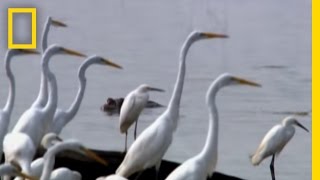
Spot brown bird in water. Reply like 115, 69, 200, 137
101, 97, 164, 116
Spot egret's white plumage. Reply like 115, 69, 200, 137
51, 56, 122, 134
119, 84, 164, 151
116, 31, 228, 178
3, 132, 36, 177
251, 116, 309, 180
11, 45, 86, 146
165, 73, 260, 180
0, 49, 39, 162
4, 45, 85, 179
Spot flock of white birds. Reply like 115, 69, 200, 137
0, 16, 309, 180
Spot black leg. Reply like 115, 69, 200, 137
155, 169, 159, 180
134, 120, 138, 140
270, 154, 276, 180
124, 132, 128, 153
155, 161, 161, 180
134, 171, 143, 180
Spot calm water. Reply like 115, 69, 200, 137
0, 0, 311, 179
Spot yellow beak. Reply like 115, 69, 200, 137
102, 58, 123, 69
233, 77, 261, 87
83, 148, 108, 166
51, 19, 67, 27
62, 48, 87, 58
202, 32, 228, 39
20, 49, 40, 55
17, 171, 38, 180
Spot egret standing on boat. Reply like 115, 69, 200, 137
119, 84, 164, 151
165, 73, 261, 180
0, 49, 39, 162
50, 55, 122, 134
251, 116, 309, 180
116, 31, 228, 179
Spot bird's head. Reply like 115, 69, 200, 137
85, 55, 123, 69
137, 84, 165, 93
44, 44, 87, 58
189, 31, 228, 42
283, 116, 309, 132
48, 16, 67, 27
41, 133, 63, 149
216, 73, 261, 88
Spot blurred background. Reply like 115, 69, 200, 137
0, 0, 311, 179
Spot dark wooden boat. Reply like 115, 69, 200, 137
34, 149, 245, 180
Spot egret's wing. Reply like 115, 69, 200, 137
119, 94, 137, 133
119, 93, 148, 133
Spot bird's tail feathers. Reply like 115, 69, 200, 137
250, 153, 262, 166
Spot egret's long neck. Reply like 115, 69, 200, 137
3, 51, 15, 116
166, 36, 194, 129
42, 19, 50, 53
0, 165, 11, 176
32, 19, 51, 108
40, 152, 55, 180
199, 80, 220, 175
32, 66, 48, 108
42, 53, 58, 121
64, 61, 89, 122
40, 142, 77, 180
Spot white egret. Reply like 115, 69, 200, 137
165, 73, 261, 180
32, 17, 67, 109
39, 134, 108, 180
119, 84, 164, 151
0, 162, 37, 180
97, 174, 128, 180
4, 45, 86, 179
0, 49, 39, 162
16, 133, 106, 180
116, 31, 228, 179
3, 132, 36, 180
250, 116, 309, 180
50, 55, 122, 134
11, 44, 86, 146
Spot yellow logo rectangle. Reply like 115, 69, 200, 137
8, 8, 37, 49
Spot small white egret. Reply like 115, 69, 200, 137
4, 45, 86, 179
32, 17, 67, 109
51, 55, 122, 134
119, 84, 164, 151
250, 116, 309, 180
165, 73, 261, 180
116, 31, 228, 179
38, 134, 108, 180
0, 49, 39, 162
0, 162, 37, 180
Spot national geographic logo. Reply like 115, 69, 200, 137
8, 8, 37, 49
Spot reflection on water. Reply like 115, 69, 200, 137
0, 0, 310, 179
